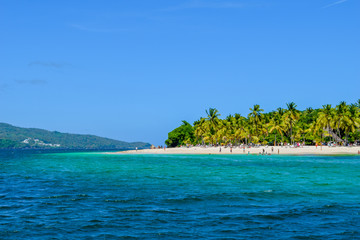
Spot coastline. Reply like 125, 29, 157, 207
111, 146, 360, 156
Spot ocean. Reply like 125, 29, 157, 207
1, 150, 360, 239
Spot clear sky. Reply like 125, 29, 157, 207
0, 0, 359, 145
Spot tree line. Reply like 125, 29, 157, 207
165, 101, 360, 147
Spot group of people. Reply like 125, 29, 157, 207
217, 145, 281, 155
150, 145, 166, 150
258, 147, 280, 155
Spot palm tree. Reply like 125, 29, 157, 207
228, 115, 241, 145
316, 104, 335, 142
261, 114, 271, 144
205, 108, 220, 144
303, 107, 317, 125
334, 101, 348, 142
194, 118, 208, 145
343, 104, 360, 143
234, 114, 248, 145
248, 104, 264, 140
269, 109, 286, 146
296, 121, 309, 144
215, 120, 226, 145
206, 108, 220, 127
284, 102, 300, 144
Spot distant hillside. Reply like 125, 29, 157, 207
0, 123, 151, 150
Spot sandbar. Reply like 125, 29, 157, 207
112, 146, 360, 156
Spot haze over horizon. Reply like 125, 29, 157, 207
1, 0, 359, 145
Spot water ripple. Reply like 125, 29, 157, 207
1, 151, 360, 239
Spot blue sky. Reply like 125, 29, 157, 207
0, 0, 359, 145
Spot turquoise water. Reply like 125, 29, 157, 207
1, 151, 360, 239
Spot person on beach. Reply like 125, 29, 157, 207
230, 147, 232, 153
278, 149, 280, 154
219, 147, 221, 153
136, 147, 138, 152
271, 147, 274, 153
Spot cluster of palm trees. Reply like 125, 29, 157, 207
184, 101, 360, 146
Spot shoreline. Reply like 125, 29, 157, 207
110, 146, 360, 156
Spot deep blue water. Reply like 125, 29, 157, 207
1, 151, 360, 239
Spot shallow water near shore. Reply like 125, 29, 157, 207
1, 151, 360, 239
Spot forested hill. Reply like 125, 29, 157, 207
0, 123, 150, 150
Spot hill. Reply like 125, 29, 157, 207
0, 123, 151, 150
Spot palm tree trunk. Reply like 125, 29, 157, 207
337, 122, 341, 143
290, 121, 293, 145
345, 132, 349, 145
275, 134, 277, 146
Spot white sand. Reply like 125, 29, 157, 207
114, 146, 360, 155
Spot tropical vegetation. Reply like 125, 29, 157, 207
166, 101, 360, 147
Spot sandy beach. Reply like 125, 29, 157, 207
116, 146, 360, 155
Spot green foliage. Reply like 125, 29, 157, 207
0, 139, 24, 148
165, 121, 195, 147
0, 123, 150, 149
166, 101, 360, 147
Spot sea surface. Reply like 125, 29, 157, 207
1, 150, 360, 239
